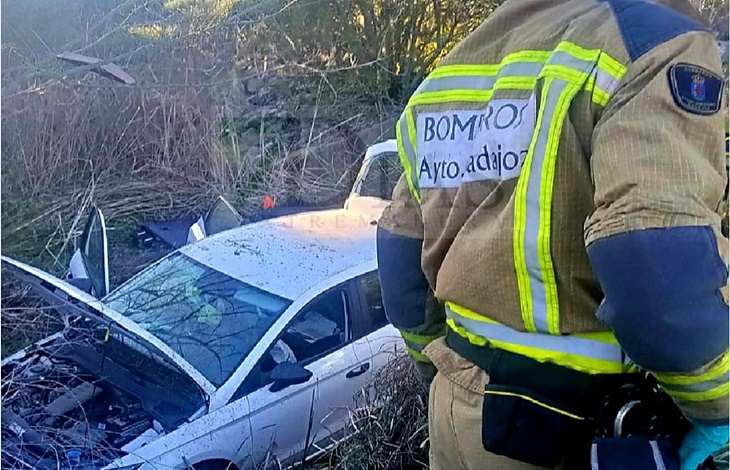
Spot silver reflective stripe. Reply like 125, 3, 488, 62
416, 74, 496, 94
403, 338, 426, 353
594, 67, 619, 95
520, 51, 599, 333
445, 306, 624, 363
415, 62, 545, 95
398, 114, 419, 194
650, 441, 667, 470
658, 373, 729, 393
414, 53, 618, 101
549, 51, 618, 95
548, 51, 595, 75
590, 443, 599, 470
522, 80, 568, 333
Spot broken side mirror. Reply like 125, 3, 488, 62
66, 207, 110, 298
269, 362, 313, 392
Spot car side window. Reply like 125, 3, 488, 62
359, 152, 401, 199
231, 284, 351, 401
357, 272, 388, 332
280, 287, 348, 364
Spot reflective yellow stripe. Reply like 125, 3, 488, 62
513, 77, 551, 332
512, 52, 598, 334
427, 51, 552, 79
654, 352, 729, 403
399, 328, 446, 346
597, 53, 627, 80
428, 43, 626, 82
406, 107, 419, 195
540, 82, 582, 333
448, 302, 620, 345
664, 382, 729, 402
585, 75, 612, 106
405, 345, 432, 363
409, 74, 610, 108
446, 303, 632, 375
484, 390, 585, 420
541, 64, 591, 84
446, 319, 629, 375
396, 113, 420, 203
655, 352, 730, 386
554, 42, 626, 80
413, 42, 625, 108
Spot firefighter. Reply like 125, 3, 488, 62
377, 0, 729, 468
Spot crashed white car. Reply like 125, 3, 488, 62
1, 141, 404, 470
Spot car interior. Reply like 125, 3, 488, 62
258, 287, 347, 376
281, 289, 346, 362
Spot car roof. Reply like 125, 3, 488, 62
178, 208, 377, 300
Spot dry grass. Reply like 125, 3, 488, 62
1, 74, 392, 270
0, 277, 62, 356
309, 355, 429, 470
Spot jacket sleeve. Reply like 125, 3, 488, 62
377, 130, 446, 378
586, 31, 729, 424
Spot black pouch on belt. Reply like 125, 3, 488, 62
481, 383, 589, 467
445, 331, 597, 467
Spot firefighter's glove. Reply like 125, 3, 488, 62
679, 422, 728, 470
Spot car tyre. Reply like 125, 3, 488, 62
189, 459, 237, 470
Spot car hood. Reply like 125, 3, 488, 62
1, 256, 215, 396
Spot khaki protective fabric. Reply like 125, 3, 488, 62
380, 0, 728, 334
378, 0, 729, 431
426, 339, 561, 470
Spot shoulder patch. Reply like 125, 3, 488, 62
603, 0, 706, 61
668, 63, 724, 115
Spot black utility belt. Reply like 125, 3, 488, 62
445, 330, 692, 469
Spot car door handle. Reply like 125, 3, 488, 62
346, 363, 370, 378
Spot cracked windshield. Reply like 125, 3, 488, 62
104, 253, 291, 386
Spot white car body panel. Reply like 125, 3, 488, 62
180, 209, 377, 301
2, 139, 405, 470
111, 327, 401, 470
113, 397, 254, 470
245, 338, 370, 466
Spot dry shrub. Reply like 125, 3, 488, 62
310, 354, 430, 470
1, 74, 381, 268
0, 62, 391, 355
0, 276, 61, 356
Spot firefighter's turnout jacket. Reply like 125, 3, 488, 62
377, 0, 729, 424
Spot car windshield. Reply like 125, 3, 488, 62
357, 151, 400, 199
103, 253, 291, 387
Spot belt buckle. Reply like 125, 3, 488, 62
597, 377, 689, 443
613, 400, 642, 438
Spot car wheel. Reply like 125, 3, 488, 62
189, 459, 237, 470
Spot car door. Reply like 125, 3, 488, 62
67, 206, 110, 297
187, 196, 243, 244
353, 271, 403, 376
229, 280, 373, 468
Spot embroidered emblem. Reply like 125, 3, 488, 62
668, 63, 724, 115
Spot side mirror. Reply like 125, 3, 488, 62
269, 362, 312, 392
